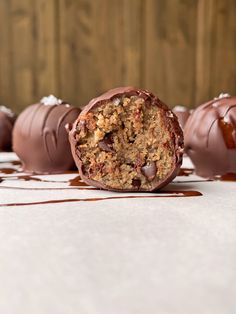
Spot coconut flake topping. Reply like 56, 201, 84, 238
40, 95, 63, 106
173, 105, 188, 112
0, 105, 15, 117
214, 92, 231, 100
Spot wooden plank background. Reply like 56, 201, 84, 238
0, 0, 236, 113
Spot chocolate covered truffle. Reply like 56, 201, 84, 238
69, 87, 183, 191
173, 105, 191, 129
0, 106, 16, 151
185, 93, 236, 178
13, 95, 81, 174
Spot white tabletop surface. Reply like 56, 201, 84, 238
0, 152, 236, 314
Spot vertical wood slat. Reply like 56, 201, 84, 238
7, 0, 35, 112
34, 0, 59, 100
58, 0, 143, 107
195, 0, 216, 105
122, 0, 143, 87
0, 0, 58, 112
143, 0, 198, 108
207, 0, 236, 102
0, 0, 12, 107
195, 0, 236, 105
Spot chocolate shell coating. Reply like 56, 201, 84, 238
69, 87, 183, 191
184, 95, 236, 178
13, 101, 81, 174
0, 108, 16, 152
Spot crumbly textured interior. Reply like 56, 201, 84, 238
75, 96, 176, 190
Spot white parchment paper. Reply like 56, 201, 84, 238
0, 153, 236, 314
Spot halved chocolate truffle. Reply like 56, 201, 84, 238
69, 87, 183, 191
0, 106, 16, 152
185, 93, 236, 178
13, 95, 81, 174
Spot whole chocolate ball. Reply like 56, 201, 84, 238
184, 93, 236, 178
13, 95, 81, 174
0, 106, 16, 151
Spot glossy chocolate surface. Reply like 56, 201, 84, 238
13, 97, 81, 174
185, 94, 236, 178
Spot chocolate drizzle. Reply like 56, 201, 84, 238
0, 160, 203, 206
0, 190, 202, 207
0, 173, 86, 184
218, 118, 236, 149
69, 175, 89, 186
215, 173, 236, 181
177, 168, 194, 176
0, 168, 18, 175
0, 156, 203, 207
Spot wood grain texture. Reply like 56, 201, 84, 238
58, 0, 142, 107
195, 0, 216, 105
0, 0, 236, 112
195, 0, 236, 105
9, 0, 35, 112
0, 0, 12, 107
144, 0, 198, 107
34, 0, 59, 99
206, 0, 236, 103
